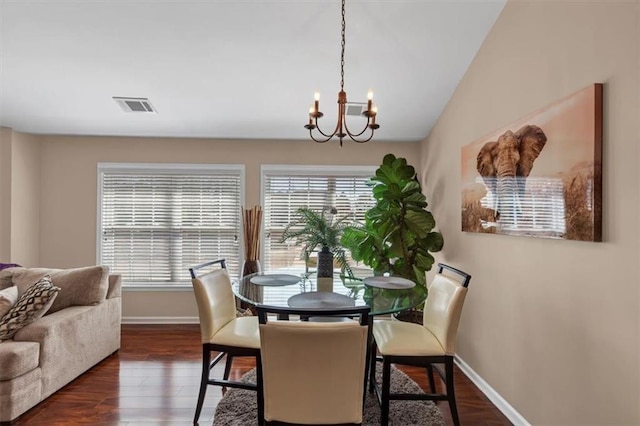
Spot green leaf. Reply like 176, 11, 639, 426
382, 153, 397, 167
401, 180, 421, 195
412, 264, 427, 286
424, 231, 444, 252
404, 210, 435, 237
372, 184, 387, 200
403, 191, 427, 204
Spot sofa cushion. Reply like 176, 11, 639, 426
0, 286, 19, 318
0, 340, 40, 380
0, 265, 21, 291
1, 267, 44, 294
0, 276, 60, 341
48, 266, 109, 314
8, 266, 109, 314
0, 365, 42, 423
0, 269, 18, 291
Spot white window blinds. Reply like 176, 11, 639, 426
261, 166, 376, 272
98, 164, 243, 286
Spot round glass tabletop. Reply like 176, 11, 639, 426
233, 271, 427, 316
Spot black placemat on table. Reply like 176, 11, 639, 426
363, 276, 416, 289
250, 274, 301, 286
287, 292, 356, 308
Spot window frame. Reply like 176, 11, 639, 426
97, 162, 245, 291
260, 164, 377, 273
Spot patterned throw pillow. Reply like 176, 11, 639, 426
0, 275, 60, 341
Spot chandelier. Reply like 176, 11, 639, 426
304, 0, 379, 147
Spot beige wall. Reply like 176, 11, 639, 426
420, 1, 639, 425
0, 128, 11, 260
0, 128, 41, 265
37, 136, 418, 319
10, 131, 41, 266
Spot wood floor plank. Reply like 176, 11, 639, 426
12, 324, 512, 425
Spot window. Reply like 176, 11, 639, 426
261, 165, 376, 272
98, 163, 244, 288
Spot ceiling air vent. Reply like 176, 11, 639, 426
113, 97, 157, 113
345, 102, 366, 117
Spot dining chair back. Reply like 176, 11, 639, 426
256, 305, 371, 426
422, 266, 470, 354
191, 264, 237, 343
370, 263, 471, 426
190, 259, 262, 425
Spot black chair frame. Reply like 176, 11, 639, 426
369, 263, 471, 426
189, 259, 262, 425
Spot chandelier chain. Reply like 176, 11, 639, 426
340, 0, 345, 91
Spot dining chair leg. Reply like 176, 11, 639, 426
194, 345, 210, 424
426, 363, 436, 393
445, 356, 460, 426
223, 353, 233, 380
368, 341, 377, 393
256, 355, 265, 426
380, 358, 391, 426
363, 348, 370, 406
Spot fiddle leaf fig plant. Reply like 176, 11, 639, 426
341, 154, 443, 287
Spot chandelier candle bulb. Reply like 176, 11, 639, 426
367, 90, 373, 111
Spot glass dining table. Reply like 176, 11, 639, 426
232, 270, 427, 316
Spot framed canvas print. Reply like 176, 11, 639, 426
461, 83, 603, 241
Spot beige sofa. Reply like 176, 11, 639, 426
0, 266, 121, 424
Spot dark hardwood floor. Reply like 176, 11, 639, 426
13, 324, 511, 425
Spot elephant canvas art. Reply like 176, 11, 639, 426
461, 83, 603, 241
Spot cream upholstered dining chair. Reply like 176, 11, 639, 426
369, 263, 471, 426
256, 305, 371, 426
189, 259, 261, 425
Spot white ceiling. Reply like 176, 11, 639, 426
0, 0, 505, 143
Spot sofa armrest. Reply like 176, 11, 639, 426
107, 274, 121, 299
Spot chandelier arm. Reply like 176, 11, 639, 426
308, 129, 336, 143
343, 116, 372, 138
313, 115, 343, 139
346, 129, 376, 144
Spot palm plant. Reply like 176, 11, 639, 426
279, 206, 353, 277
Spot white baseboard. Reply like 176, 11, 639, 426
455, 355, 530, 426
122, 316, 199, 324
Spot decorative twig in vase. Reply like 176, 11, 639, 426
242, 205, 262, 277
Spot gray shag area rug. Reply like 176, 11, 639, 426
213, 364, 445, 425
